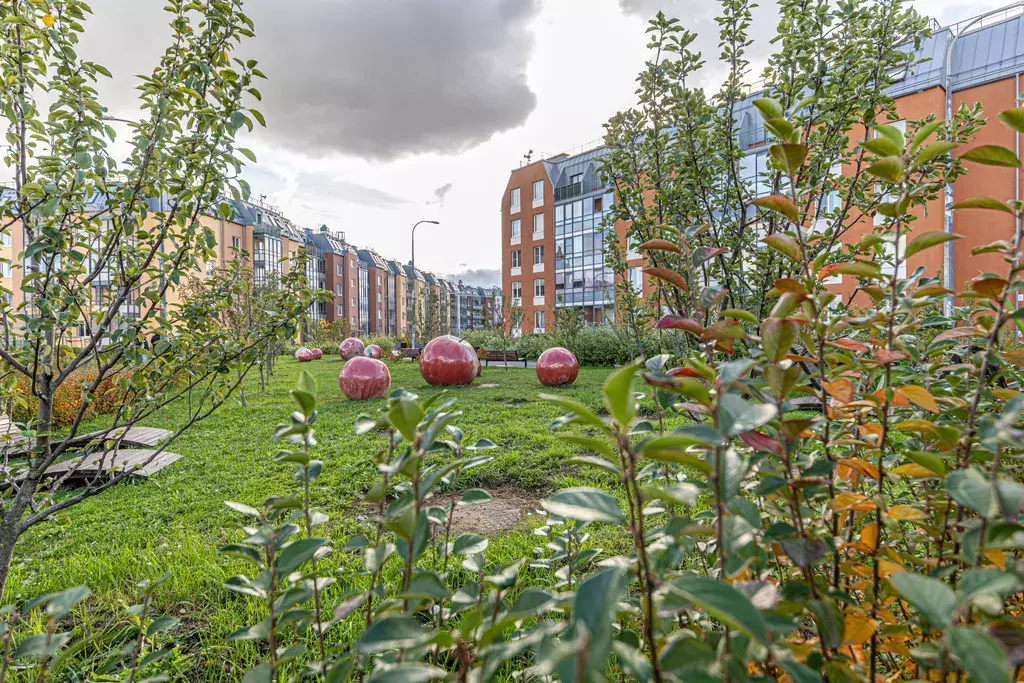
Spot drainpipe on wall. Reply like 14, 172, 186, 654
943, 2, 1024, 317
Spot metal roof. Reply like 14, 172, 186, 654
357, 248, 388, 269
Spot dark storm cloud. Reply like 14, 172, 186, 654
78, 0, 541, 161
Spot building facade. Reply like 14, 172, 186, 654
502, 8, 1024, 334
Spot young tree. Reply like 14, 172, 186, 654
0, 0, 312, 594
491, 295, 522, 369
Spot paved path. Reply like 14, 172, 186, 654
480, 359, 536, 368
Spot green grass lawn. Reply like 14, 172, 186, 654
10, 357, 688, 678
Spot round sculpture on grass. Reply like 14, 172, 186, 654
310, 348, 323, 360
420, 335, 479, 386
365, 344, 383, 359
536, 347, 579, 386
295, 348, 313, 362
339, 357, 391, 400
339, 337, 365, 360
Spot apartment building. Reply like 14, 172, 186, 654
502, 7, 1024, 334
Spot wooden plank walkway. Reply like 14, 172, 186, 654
0, 417, 173, 455
39, 449, 182, 485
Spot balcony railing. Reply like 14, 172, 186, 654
554, 176, 606, 202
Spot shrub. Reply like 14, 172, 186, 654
12, 369, 128, 429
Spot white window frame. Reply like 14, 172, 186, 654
534, 310, 545, 332
533, 180, 544, 208
533, 213, 544, 238
881, 233, 907, 279
534, 278, 545, 297
629, 266, 643, 296
510, 187, 521, 214
511, 281, 522, 305
511, 218, 521, 245
337, 303, 343, 316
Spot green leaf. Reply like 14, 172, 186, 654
363, 543, 395, 573
557, 434, 616, 460
866, 156, 904, 183
146, 615, 180, 636
905, 231, 960, 259
888, 572, 955, 627
875, 123, 906, 151
238, 148, 257, 163
914, 141, 956, 167
761, 232, 801, 261
452, 533, 489, 555
275, 538, 325, 575
949, 628, 1010, 683
541, 488, 624, 524
388, 399, 424, 442
458, 489, 493, 506
998, 107, 1024, 134
540, 394, 611, 435
862, 137, 901, 157
752, 196, 799, 224
718, 395, 777, 437
761, 317, 798, 363
769, 143, 807, 174
670, 574, 771, 645
75, 150, 92, 169
403, 571, 449, 600
953, 196, 1015, 214
224, 501, 261, 517
781, 659, 825, 683
830, 261, 882, 279
564, 566, 628, 682
241, 662, 272, 683
962, 144, 1021, 168
356, 615, 431, 653
911, 120, 943, 151
290, 389, 315, 418
250, 109, 267, 127
905, 451, 947, 476
603, 363, 640, 427
752, 98, 784, 121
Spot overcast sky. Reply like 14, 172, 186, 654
74, 0, 1004, 285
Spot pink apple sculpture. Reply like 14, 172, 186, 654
365, 344, 383, 359
536, 347, 579, 386
310, 348, 323, 360
294, 348, 313, 362
339, 357, 391, 400
339, 337, 365, 360
419, 335, 479, 386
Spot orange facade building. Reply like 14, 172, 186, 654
502, 9, 1024, 333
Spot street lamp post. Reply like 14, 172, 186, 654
410, 220, 439, 350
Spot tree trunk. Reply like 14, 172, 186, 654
238, 370, 246, 407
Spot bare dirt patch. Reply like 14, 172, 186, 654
435, 489, 536, 535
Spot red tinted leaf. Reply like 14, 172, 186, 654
739, 431, 782, 455
657, 315, 703, 335
828, 339, 870, 353
872, 348, 908, 365
638, 239, 682, 254
933, 326, 981, 343
645, 267, 689, 292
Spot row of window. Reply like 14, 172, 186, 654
509, 279, 546, 300
510, 213, 544, 239
510, 246, 545, 268
510, 180, 545, 211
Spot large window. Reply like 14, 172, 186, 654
534, 310, 545, 331
511, 219, 521, 239
534, 245, 544, 265
511, 250, 521, 268
533, 180, 544, 205
629, 267, 643, 294
358, 267, 370, 334
511, 281, 522, 302
534, 278, 545, 297
252, 234, 281, 285
533, 213, 544, 236
510, 187, 521, 211
552, 191, 615, 311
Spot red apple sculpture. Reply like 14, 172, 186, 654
536, 347, 579, 386
339, 357, 391, 400
295, 348, 313, 362
309, 348, 323, 360
339, 337, 365, 360
420, 335, 479, 386
365, 344, 383, 359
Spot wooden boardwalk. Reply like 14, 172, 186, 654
0, 416, 173, 455
35, 449, 182, 485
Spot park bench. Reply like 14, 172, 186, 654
402, 347, 421, 359
481, 349, 529, 367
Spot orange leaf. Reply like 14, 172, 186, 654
830, 492, 876, 512
828, 338, 870, 353
933, 326, 981, 343
899, 385, 940, 413
844, 613, 879, 645
1004, 351, 1024, 367
42, 13, 54, 27
823, 378, 854, 403
891, 463, 940, 478
972, 276, 1008, 299
894, 419, 939, 436
888, 505, 926, 521
861, 521, 879, 550
638, 239, 682, 254
872, 347, 908, 364
877, 559, 906, 577
772, 278, 805, 293
644, 267, 689, 292
838, 458, 881, 480
877, 388, 911, 408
